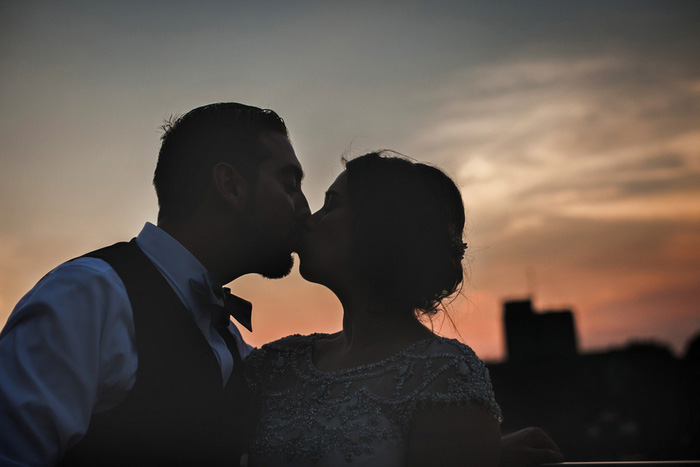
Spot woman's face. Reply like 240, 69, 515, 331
297, 172, 353, 291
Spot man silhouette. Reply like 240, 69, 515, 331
0, 102, 562, 466
0, 103, 309, 466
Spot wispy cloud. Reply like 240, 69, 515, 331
405, 52, 700, 354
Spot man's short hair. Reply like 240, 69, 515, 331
153, 102, 288, 222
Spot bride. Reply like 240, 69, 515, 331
244, 152, 502, 466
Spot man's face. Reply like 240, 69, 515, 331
243, 132, 309, 279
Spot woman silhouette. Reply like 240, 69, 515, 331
245, 152, 502, 466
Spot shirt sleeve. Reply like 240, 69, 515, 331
0, 258, 137, 466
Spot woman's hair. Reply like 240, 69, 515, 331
343, 151, 466, 317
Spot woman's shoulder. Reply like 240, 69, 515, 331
266, 331, 337, 350
409, 336, 502, 421
424, 336, 479, 356
245, 332, 332, 364
418, 336, 486, 369
265, 332, 321, 349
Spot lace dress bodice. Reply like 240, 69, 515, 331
244, 333, 502, 466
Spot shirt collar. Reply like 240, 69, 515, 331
135, 222, 210, 312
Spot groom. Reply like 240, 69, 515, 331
0, 103, 309, 466
0, 102, 562, 466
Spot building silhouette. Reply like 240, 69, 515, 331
488, 297, 700, 461
504, 298, 578, 363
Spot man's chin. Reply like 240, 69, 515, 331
259, 254, 295, 280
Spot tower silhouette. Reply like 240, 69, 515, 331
503, 298, 578, 363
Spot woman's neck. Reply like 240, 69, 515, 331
313, 293, 434, 371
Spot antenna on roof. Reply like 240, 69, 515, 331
525, 266, 537, 302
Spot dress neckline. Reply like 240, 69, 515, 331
305, 332, 442, 376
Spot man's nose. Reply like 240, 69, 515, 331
295, 193, 311, 221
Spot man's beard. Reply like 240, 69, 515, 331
250, 221, 300, 279
242, 193, 302, 279
258, 249, 295, 279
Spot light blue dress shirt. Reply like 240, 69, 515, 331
0, 223, 252, 466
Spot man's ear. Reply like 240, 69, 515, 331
212, 162, 250, 210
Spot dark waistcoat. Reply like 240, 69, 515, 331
59, 240, 246, 466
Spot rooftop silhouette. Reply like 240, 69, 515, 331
504, 298, 578, 363
488, 296, 700, 462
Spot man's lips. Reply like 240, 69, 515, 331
289, 222, 309, 253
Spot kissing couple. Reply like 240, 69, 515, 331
0, 103, 563, 466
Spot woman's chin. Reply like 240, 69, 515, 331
297, 258, 315, 282
298, 261, 327, 287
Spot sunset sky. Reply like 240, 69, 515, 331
2, 1, 699, 361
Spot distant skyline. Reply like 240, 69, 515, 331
2, 1, 699, 360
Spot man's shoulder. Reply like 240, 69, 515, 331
45, 256, 119, 283
80, 240, 139, 263
3, 246, 135, 352
45, 241, 136, 278
22, 245, 134, 309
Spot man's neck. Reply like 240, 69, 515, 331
157, 219, 244, 283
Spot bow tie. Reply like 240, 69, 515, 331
189, 273, 253, 332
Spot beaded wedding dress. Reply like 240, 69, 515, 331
244, 333, 502, 466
